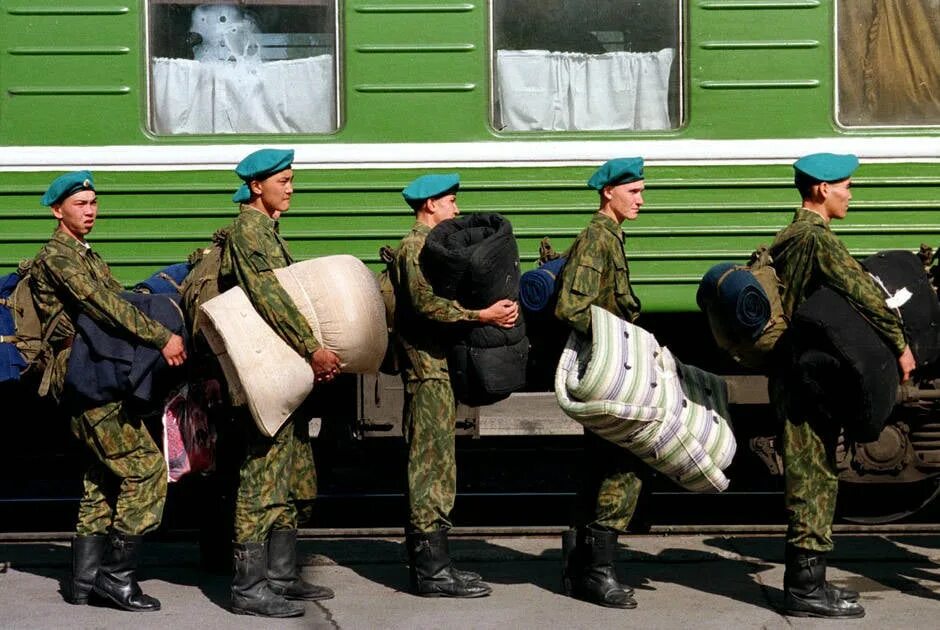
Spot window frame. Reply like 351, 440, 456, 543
143, 0, 344, 137
833, 1, 940, 130
486, 0, 687, 135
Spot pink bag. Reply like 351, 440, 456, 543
162, 379, 221, 482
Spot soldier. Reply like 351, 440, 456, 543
554, 157, 646, 610
392, 173, 517, 598
769, 153, 914, 619
30, 171, 187, 612
219, 148, 340, 618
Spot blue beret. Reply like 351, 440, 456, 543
41, 171, 95, 207
232, 148, 294, 203
402, 174, 460, 208
587, 157, 644, 190
793, 153, 859, 183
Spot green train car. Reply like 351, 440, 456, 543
1, 1, 939, 522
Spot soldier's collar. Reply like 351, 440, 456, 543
412, 221, 431, 235
238, 204, 278, 228
794, 207, 831, 230
592, 212, 625, 243
52, 229, 92, 253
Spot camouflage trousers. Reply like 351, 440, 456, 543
577, 431, 644, 533
70, 401, 167, 536
782, 414, 839, 552
403, 378, 456, 533
234, 411, 318, 543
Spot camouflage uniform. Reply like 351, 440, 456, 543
391, 221, 480, 533
770, 208, 905, 552
219, 205, 319, 543
555, 212, 645, 533
30, 231, 172, 536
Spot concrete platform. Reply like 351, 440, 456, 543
1, 532, 939, 629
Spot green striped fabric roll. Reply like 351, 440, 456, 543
555, 306, 736, 492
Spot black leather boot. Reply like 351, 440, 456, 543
266, 529, 334, 601
570, 527, 636, 609
231, 542, 304, 618
92, 531, 161, 612
68, 534, 106, 605
407, 529, 492, 598
562, 528, 634, 598
783, 546, 864, 618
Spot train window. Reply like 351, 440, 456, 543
146, 1, 339, 135
836, 0, 940, 127
491, 0, 684, 132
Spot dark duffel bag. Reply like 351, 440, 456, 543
789, 287, 899, 442
862, 250, 940, 369
447, 336, 529, 407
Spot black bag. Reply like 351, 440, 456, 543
862, 250, 940, 369
789, 287, 899, 442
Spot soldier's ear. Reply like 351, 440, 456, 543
51, 204, 64, 221
601, 185, 615, 202
249, 179, 264, 196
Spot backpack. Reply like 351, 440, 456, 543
697, 246, 788, 370
0, 259, 65, 385
179, 227, 230, 342
376, 245, 399, 375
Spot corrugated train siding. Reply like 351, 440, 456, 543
3, 163, 938, 312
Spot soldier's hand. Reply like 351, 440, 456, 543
161, 334, 187, 367
898, 345, 916, 382
479, 299, 518, 329
311, 348, 341, 384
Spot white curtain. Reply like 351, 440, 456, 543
151, 55, 335, 134
496, 48, 674, 131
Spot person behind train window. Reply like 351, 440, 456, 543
218, 149, 340, 618
391, 174, 517, 598
769, 153, 915, 619
554, 157, 647, 610
29, 172, 187, 612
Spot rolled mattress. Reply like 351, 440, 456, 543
555, 306, 736, 492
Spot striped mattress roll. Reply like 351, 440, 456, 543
555, 305, 736, 493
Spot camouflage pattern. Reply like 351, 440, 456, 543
391, 222, 478, 532
403, 379, 457, 532
781, 413, 839, 552
233, 410, 317, 543
29, 230, 173, 536
219, 205, 320, 359
30, 230, 173, 396
71, 401, 167, 536
391, 222, 479, 382
221, 205, 319, 543
557, 212, 644, 534
555, 212, 641, 336
770, 208, 906, 354
770, 207, 906, 552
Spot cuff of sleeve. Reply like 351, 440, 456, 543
467, 310, 480, 321
303, 336, 322, 358
153, 326, 173, 350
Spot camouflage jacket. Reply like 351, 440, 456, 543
30, 231, 174, 394
30, 230, 173, 351
770, 208, 906, 355
555, 212, 641, 335
392, 221, 479, 381
219, 205, 320, 360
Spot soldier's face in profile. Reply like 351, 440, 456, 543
52, 190, 98, 241
429, 193, 460, 223
822, 178, 852, 221
253, 168, 294, 218
606, 180, 645, 223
